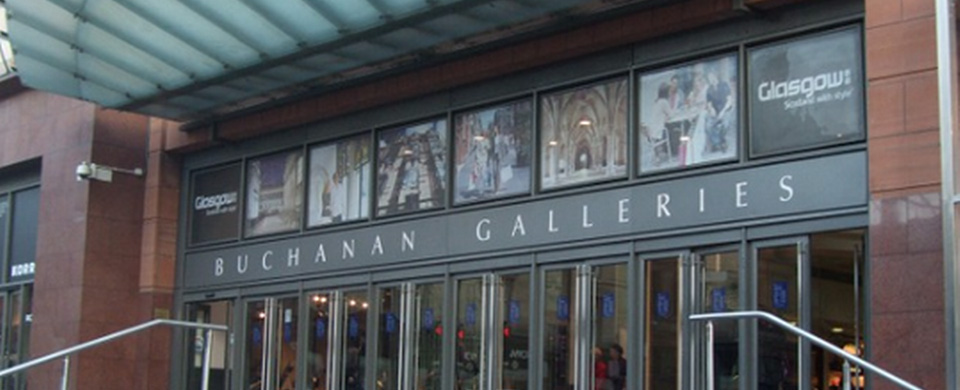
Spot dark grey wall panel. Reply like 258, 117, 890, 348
184, 151, 866, 289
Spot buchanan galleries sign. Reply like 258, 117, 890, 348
183, 152, 866, 288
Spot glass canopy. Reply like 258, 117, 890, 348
6, 0, 668, 121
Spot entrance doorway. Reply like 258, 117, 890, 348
185, 300, 232, 390
0, 285, 30, 390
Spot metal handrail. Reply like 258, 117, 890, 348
0, 319, 228, 390
689, 310, 922, 390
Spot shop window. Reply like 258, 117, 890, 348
638, 54, 739, 173
748, 27, 864, 156
308, 134, 372, 227
245, 149, 304, 237
540, 78, 628, 190
6, 187, 40, 282
189, 164, 241, 245
376, 118, 448, 217
453, 99, 533, 205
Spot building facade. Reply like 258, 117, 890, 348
0, 0, 951, 390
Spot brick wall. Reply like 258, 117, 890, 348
0, 86, 153, 390
865, 0, 945, 389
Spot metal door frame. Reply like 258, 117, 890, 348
689, 245, 745, 390
239, 293, 301, 390
636, 250, 690, 390
749, 236, 810, 390
181, 298, 235, 390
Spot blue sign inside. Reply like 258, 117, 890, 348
283, 323, 293, 343
315, 318, 326, 339
773, 281, 789, 310
712, 288, 726, 312
252, 324, 262, 346
423, 308, 435, 329
465, 303, 477, 326
656, 292, 671, 319
602, 293, 616, 318
509, 300, 521, 324
385, 312, 398, 334
348, 315, 359, 339
557, 296, 570, 321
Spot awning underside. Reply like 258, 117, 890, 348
7, 0, 665, 121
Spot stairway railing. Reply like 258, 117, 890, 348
0, 319, 228, 390
689, 310, 922, 390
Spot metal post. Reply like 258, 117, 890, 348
843, 360, 851, 390
59, 356, 69, 390
938, 1, 960, 390
202, 328, 214, 390
706, 321, 715, 390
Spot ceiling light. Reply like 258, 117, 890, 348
578, 119, 592, 126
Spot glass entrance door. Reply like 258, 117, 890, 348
186, 300, 233, 390
454, 272, 531, 390
0, 285, 30, 390
591, 264, 628, 390
692, 250, 741, 390
306, 288, 372, 390
754, 238, 807, 390
412, 282, 444, 390
542, 261, 630, 390
642, 254, 685, 390
244, 297, 299, 390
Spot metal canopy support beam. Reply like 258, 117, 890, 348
937, 1, 960, 390
118, 0, 497, 112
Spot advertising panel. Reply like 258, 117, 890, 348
9, 187, 38, 282
454, 100, 533, 204
749, 28, 863, 155
376, 119, 448, 216
540, 78, 628, 189
191, 164, 241, 244
309, 135, 372, 227
245, 150, 304, 237
639, 54, 738, 172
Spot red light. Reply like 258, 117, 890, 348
434, 325, 443, 336
457, 330, 465, 340
503, 327, 511, 338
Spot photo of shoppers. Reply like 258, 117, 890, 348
639, 54, 738, 173
540, 78, 628, 189
454, 100, 533, 204
309, 134, 371, 227
245, 149, 304, 237
376, 119, 447, 216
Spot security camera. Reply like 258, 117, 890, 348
75, 161, 141, 183
76, 161, 93, 181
